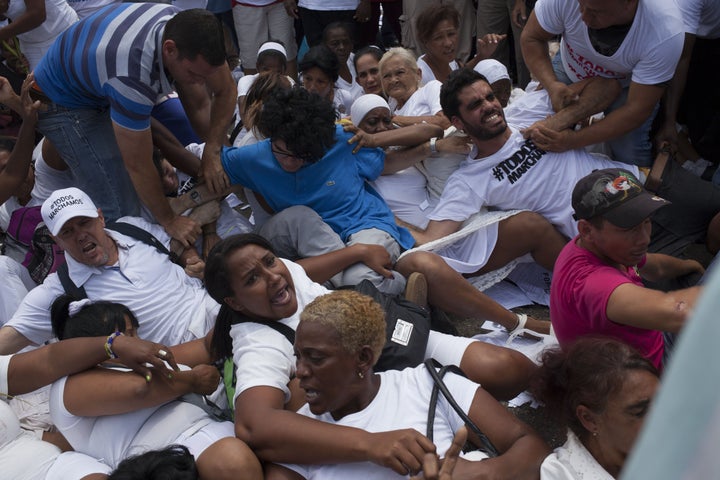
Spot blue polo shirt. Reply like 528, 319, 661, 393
222, 125, 415, 249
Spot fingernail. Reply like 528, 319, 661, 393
168, 373, 173, 379
145, 374, 152, 382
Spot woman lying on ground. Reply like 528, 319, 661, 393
205, 233, 539, 475
530, 337, 660, 479
48, 295, 262, 480
1, 313, 176, 479
265, 289, 550, 479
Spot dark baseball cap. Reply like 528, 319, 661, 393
572, 168, 670, 228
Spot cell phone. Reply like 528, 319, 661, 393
28, 81, 51, 104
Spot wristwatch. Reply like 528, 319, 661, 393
429, 137, 439, 156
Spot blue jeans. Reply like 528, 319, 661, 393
552, 53, 657, 167
37, 103, 140, 222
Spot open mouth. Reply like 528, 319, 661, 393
271, 284, 292, 305
82, 241, 98, 255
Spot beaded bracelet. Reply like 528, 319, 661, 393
105, 331, 124, 359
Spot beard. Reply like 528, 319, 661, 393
461, 109, 508, 140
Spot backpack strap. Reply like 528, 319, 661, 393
57, 262, 87, 300
231, 316, 296, 345
105, 221, 179, 263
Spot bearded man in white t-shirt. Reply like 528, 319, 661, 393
403, 69, 720, 276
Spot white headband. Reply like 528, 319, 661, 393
257, 42, 287, 59
473, 59, 510, 84
350, 94, 390, 124
68, 298, 93, 317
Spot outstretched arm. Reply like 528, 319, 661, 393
6, 335, 178, 396
235, 386, 436, 474
296, 244, 394, 284
607, 283, 702, 333
61, 363, 219, 416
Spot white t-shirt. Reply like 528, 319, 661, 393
50, 372, 228, 468
374, 80, 459, 228
417, 55, 459, 86
333, 87, 355, 118
298, 0, 357, 10
534, 0, 684, 87
230, 259, 329, 403
30, 139, 76, 205
430, 127, 639, 239
5, 0, 78, 68
674, 0, 720, 39
337, 54, 364, 101
541, 430, 613, 480
6, 217, 219, 346
281, 365, 478, 480
392, 79, 443, 117
67, 0, 121, 19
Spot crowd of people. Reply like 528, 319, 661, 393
0, 0, 718, 478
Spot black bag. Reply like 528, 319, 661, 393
352, 280, 431, 372
425, 358, 499, 458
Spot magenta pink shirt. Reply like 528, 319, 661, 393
550, 237, 664, 369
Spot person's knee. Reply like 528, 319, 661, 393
196, 438, 262, 480
459, 342, 536, 400
396, 251, 439, 276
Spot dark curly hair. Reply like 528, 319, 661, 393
440, 68, 489, 120
257, 85, 337, 163
530, 336, 659, 441
109, 445, 198, 480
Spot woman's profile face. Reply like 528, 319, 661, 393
355, 54, 382, 95
358, 107, 392, 134
223, 244, 298, 321
588, 369, 659, 465
294, 321, 363, 420
424, 19, 458, 63
381, 56, 420, 106
302, 66, 334, 100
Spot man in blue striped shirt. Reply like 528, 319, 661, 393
33, 4, 237, 247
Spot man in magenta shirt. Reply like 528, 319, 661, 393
550, 168, 705, 368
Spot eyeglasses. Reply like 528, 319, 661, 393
271, 146, 316, 165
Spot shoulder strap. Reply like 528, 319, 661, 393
231, 316, 296, 345
105, 221, 172, 257
57, 262, 87, 299
424, 358, 499, 458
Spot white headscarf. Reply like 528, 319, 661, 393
350, 94, 391, 124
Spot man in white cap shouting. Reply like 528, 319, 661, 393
0, 187, 219, 354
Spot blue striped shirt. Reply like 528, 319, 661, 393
34, 3, 179, 131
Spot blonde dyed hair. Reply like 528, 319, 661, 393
300, 290, 386, 364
